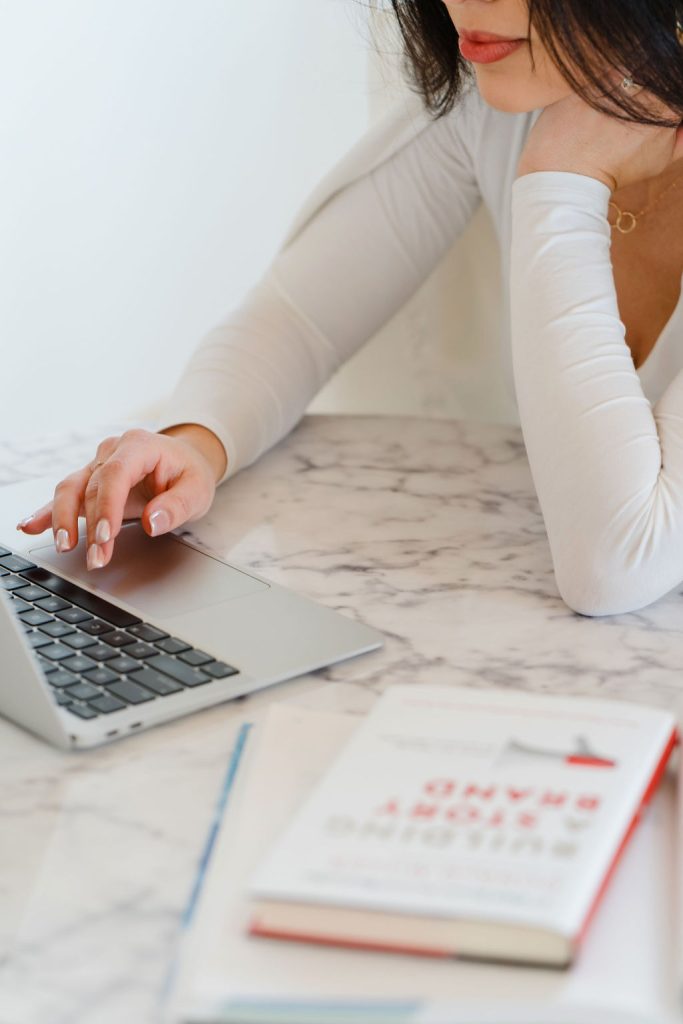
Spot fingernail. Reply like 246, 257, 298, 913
149, 509, 171, 537
87, 543, 105, 570
16, 514, 35, 530
55, 528, 71, 553
95, 518, 111, 544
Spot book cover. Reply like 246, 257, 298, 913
248, 686, 676, 965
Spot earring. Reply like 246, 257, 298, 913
620, 75, 637, 91
677, 16, 683, 45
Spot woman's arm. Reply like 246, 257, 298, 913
510, 170, 683, 615
156, 92, 483, 484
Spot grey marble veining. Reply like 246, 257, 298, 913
2, 413, 683, 1024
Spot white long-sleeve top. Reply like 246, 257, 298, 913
156, 82, 683, 616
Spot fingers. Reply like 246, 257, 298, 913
82, 430, 161, 568
16, 428, 217, 571
18, 466, 90, 553
16, 502, 54, 535
15, 436, 121, 557
50, 465, 96, 554
53, 436, 122, 560
84, 429, 213, 565
141, 469, 214, 538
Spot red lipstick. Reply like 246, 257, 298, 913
458, 29, 527, 65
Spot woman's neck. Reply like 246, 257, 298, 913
611, 157, 683, 216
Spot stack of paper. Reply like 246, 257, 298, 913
164, 703, 680, 1024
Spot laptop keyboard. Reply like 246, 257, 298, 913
0, 544, 240, 721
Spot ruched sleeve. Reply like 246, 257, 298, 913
510, 171, 683, 615
156, 95, 482, 483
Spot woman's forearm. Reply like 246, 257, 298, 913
509, 170, 683, 615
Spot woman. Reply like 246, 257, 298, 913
16, 0, 683, 616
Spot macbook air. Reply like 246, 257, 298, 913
0, 522, 383, 749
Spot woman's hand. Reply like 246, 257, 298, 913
516, 88, 683, 191
16, 424, 227, 571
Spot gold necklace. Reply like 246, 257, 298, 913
608, 172, 683, 234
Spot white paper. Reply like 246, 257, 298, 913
165, 702, 679, 1024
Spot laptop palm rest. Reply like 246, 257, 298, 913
29, 523, 268, 619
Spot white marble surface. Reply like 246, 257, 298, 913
2, 414, 683, 1024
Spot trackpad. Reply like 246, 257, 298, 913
30, 523, 268, 619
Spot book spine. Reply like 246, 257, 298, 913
574, 725, 678, 950
249, 920, 452, 959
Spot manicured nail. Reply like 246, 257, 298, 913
16, 514, 35, 530
55, 528, 71, 553
87, 543, 105, 570
95, 518, 111, 544
149, 509, 171, 537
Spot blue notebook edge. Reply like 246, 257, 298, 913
160, 720, 253, 1011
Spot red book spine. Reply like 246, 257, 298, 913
573, 726, 679, 951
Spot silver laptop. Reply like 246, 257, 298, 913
0, 523, 383, 749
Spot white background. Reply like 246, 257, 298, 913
2, 0, 373, 441
3, 1, 505, 454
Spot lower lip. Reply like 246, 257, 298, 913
458, 37, 526, 64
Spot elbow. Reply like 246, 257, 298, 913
552, 555, 672, 618
554, 574, 625, 618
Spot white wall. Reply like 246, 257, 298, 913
1, 0, 371, 441
309, 9, 511, 425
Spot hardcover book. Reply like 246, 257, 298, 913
248, 685, 677, 967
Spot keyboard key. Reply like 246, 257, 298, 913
26, 631, 52, 649
101, 630, 136, 647
13, 584, 50, 602
18, 567, 142, 628
204, 661, 239, 679
0, 566, 7, 576
128, 623, 169, 643
155, 637, 190, 654
54, 691, 72, 706
2, 576, 28, 592
86, 644, 119, 662
90, 694, 127, 714
107, 679, 155, 705
178, 649, 214, 666
10, 597, 32, 614
79, 618, 115, 637
128, 667, 183, 696
66, 703, 99, 720
107, 654, 140, 674
0, 546, 10, 557
0, 554, 35, 572
62, 633, 98, 650
35, 595, 70, 613
126, 642, 156, 659
40, 643, 74, 661
37, 655, 58, 674
55, 606, 92, 624
146, 654, 210, 687
62, 654, 97, 674
48, 669, 81, 688
39, 621, 76, 639
83, 666, 119, 686
19, 608, 53, 626
65, 682, 102, 701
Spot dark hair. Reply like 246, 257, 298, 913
389, 0, 683, 128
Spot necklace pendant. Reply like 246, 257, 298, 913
616, 210, 637, 233
608, 202, 637, 234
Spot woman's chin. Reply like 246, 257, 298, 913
473, 70, 571, 114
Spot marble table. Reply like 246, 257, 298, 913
2, 414, 683, 1024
